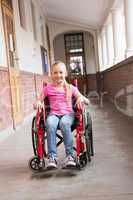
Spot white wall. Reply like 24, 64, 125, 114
13, 0, 49, 74
53, 34, 66, 63
53, 32, 96, 74
0, 5, 7, 67
84, 32, 96, 74
47, 20, 99, 72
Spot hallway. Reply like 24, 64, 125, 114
0, 102, 133, 200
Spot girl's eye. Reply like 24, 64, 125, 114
53, 71, 63, 75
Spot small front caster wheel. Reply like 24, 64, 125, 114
29, 157, 45, 172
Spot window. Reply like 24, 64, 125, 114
40, 46, 48, 74
64, 33, 86, 75
18, 0, 26, 29
31, 1, 37, 40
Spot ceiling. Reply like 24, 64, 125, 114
41, 0, 115, 28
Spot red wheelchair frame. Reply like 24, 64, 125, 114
29, 97, 94, 171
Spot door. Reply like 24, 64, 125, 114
2, 0, 22, 127
40, 46, 48, 74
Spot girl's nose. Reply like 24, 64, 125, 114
57, 73, 61, 77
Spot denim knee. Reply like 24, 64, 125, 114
59, 120, 71, 130
59, 114, 74, 129
45, 115, 59, 130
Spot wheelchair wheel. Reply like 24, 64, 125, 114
31, 116, 38, 156
29, 156, 45, 171
84, 110, 94, 161
85, 134, 91, 162
79, 152, 88, 167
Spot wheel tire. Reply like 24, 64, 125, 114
29, 156, 45, 171
85, 136, 91, 162
84, 111, 92, 162
31, 117, 38, 156
79, 152, 88, 167
86, 112, 94, 157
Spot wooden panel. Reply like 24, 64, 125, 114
2, 0, 13, 9
2, 1, 23, 127
10, 68, 22, 125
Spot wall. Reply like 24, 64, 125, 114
0, 68, 13, 131
0, 68, 50, 131
0, 2, 7, 67
103, 56, 133, 117
20, 71, 36, 117
0, 0, 51, 131
53, 34, 66, 63
84, 32, 96, 74
47, 19, 99, 71
13, 0, 49, 74
53, 32, 96, 74
86, 74, 97, 92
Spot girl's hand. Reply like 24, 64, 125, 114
33, 100, 44, 110
83, 97, 90, 105
76, 96, 90, 109
76, 98, 83, 109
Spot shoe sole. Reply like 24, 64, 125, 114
62, 165, 77, 170
62, 164, 77, 169
46, 166, 58, 170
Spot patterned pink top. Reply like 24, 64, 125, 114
43, 84, 78, 115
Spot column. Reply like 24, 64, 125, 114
111, 8, 122, 64
101, 33, 105, 70
105, 25, 110, 67
97, 34, 103, 70
105, 24, 114, 66
124, 0, 133, 57
101, 29, 107, 70
104, 25, 110, 66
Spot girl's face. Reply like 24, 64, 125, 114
51, 63, 67, 85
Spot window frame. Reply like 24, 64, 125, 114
64, 32, 86, 75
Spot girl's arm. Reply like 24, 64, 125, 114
37, 89, 45, 102
33, 89, 46, 109
76, 91, 90, 107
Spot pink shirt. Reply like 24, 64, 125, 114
43, 84, 78, 115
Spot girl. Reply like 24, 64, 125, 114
36, 61, 89, 169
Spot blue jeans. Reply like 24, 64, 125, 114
45, 113, 75, 159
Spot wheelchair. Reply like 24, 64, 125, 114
29, 95, 94, 172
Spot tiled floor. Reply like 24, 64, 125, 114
0, 102, 133, 200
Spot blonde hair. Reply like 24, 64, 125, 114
51, 61, 72, 106
51, 60, 66, 72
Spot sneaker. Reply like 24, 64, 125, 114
64, 155, 76, 168
47, 157, 57, 169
